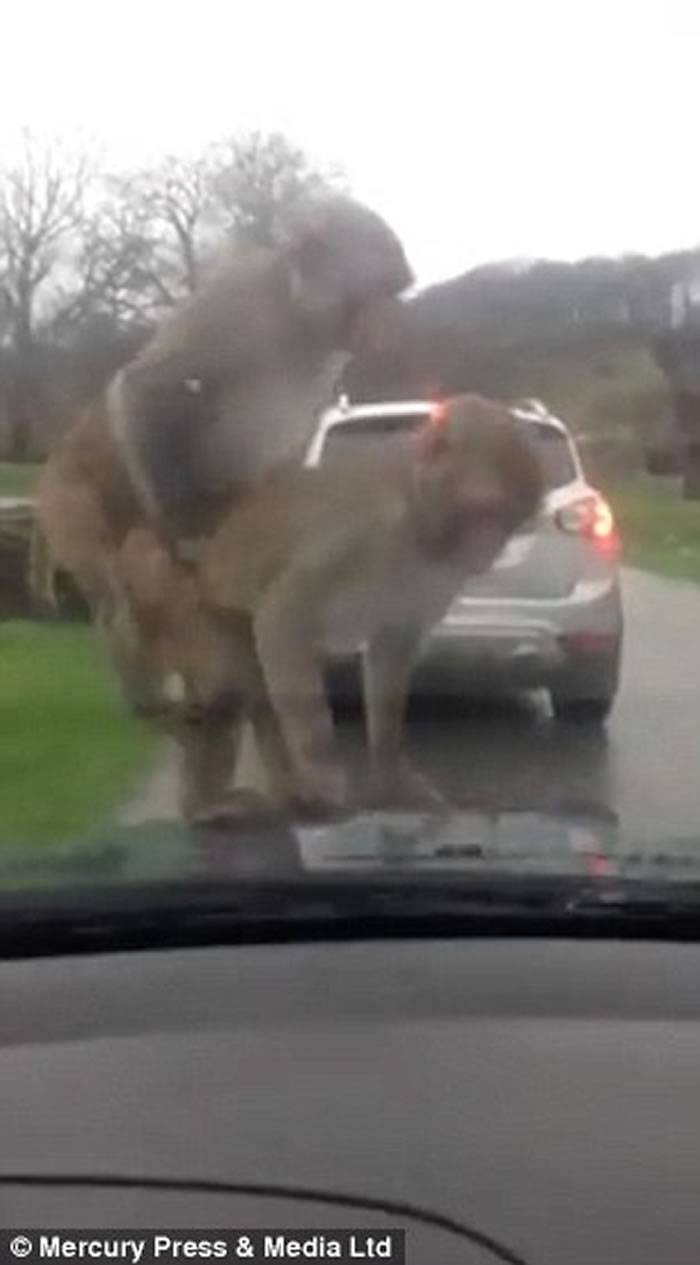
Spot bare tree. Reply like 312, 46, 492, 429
115, 154, 218, 298
66, 149, 219, 325
55, 192, 169, 332
211, 131, 343, 247
0, 134, 91, 457
0, 131, 346, 456
61, 133, 344, 331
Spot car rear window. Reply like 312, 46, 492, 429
321, 414, 428, 451
526, 422, 577, 489
320, 414, 577, 489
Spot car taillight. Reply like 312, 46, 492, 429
555, 494, 619, 554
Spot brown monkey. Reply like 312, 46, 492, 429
33, 195, 413, 714
116, 395, 544, 820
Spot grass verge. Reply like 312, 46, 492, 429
0, 620, 155, 847
0, 462, 40, 497
611, 476, 700, 583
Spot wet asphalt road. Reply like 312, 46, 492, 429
124, 568, 700, 850
396, 567, 700, 849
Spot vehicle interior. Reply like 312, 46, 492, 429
4, 928, 700, 1264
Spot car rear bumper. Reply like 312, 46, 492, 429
327, 575, 623, 699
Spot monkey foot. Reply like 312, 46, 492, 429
288, 797, 354, 825
185, 789, 279, 830
365, 763, 447, 812
286, 763, 350, 822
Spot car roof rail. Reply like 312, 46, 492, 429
511, 396, 550, 418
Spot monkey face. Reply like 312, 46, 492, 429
411, 395, 544, 569
285, 196, 414, 349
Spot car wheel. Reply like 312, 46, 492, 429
550, 694, 615, 725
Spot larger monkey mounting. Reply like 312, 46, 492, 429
117, 394, 544, 821
33, 196, 413, 712
106, 195, 414, 544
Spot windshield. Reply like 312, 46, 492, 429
2, 4, 700, 947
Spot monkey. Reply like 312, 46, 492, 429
112, 394, 544, 822
106, 195, 414, 546
32, 195, 413, 716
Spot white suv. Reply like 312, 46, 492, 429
306, 397, 623, 724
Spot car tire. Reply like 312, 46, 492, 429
551, 635, 622, 727
550, 694, 615, 726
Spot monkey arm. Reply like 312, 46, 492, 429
362, 624, 427, 775
110, 347, 226, 540
363, 624, 447, 810
250, 523, 375, 812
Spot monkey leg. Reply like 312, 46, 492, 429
253, 590, 349, 817
98, 586, 172, 721
174, 614, 298, 821
362, 627, 446, 810
108, 526, 211, 723
199, 615, 299, 809
176, 697, 245, 823
181, 604, 350, 821
176, 699, 296, 825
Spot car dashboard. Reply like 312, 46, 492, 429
2, 937, 700, 1263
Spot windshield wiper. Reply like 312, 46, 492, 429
4, 872, 700, 958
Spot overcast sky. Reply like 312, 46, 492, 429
5, 0, 700, 286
